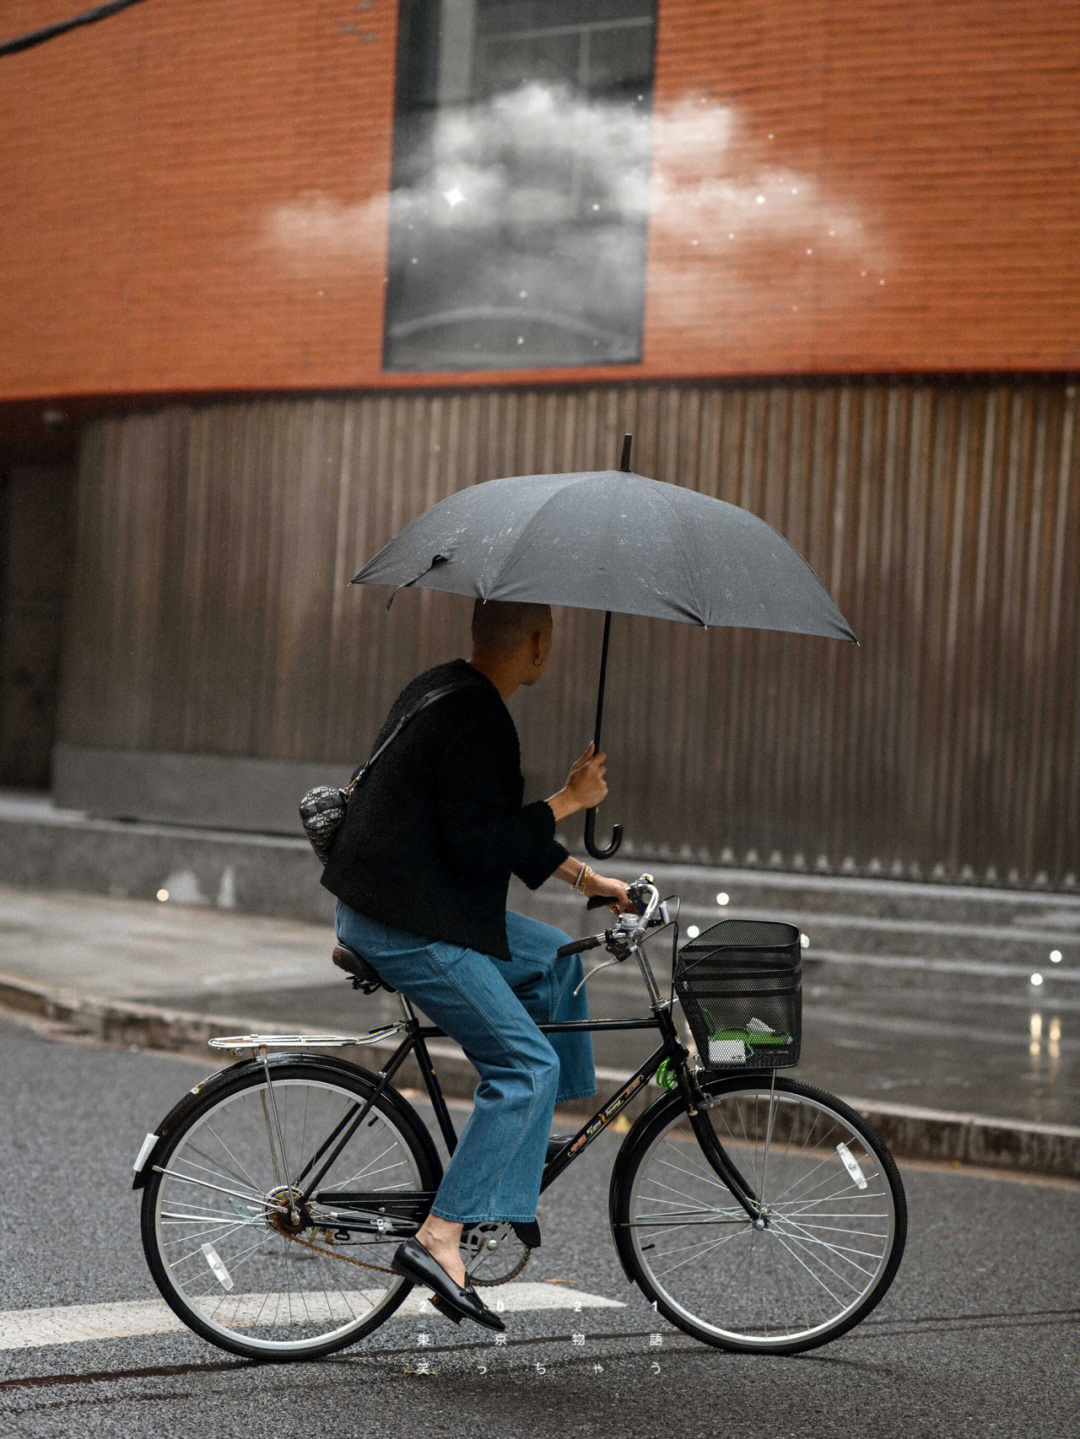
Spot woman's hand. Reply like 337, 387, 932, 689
563, 741, 607, 812
584, 872, 636, 915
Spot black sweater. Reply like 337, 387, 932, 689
320, 658, 569, 962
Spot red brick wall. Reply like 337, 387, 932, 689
3, 0, 1078, 401
651, 0, 1080, 373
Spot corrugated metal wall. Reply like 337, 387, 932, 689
60, 379, 1079, 886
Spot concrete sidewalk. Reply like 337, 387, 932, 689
2, 880, 1077, 1178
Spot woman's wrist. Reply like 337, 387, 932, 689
553, 855, 592, 890
546, 788, 580, 825
572, 861, 595, 894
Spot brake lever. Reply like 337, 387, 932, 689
572, 953, 621, 997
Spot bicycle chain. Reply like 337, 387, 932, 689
282, 1229, 532, 1286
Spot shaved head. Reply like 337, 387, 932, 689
471, 598, 552, 657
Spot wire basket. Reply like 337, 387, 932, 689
674, 918, 802, 1069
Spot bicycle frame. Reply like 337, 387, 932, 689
287, 941, 765, 1233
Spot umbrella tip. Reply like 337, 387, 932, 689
619, 433, 632, 471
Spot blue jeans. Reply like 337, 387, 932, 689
334, 901, 598, 1224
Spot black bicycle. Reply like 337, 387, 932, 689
133, 876, 906, 1361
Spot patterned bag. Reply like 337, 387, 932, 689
298, 678, 472, 866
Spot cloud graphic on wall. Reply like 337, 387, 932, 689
260, 85, 887, 343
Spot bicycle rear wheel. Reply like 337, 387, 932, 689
615, 1074, 906, 1353
140, 1058, 440, 1360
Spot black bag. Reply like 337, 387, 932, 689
298, 678, 472, 866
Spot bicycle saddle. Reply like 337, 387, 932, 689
331, 942, 397, 995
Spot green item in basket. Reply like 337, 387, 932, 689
712, 1026, 792, 1047
699, 1008, 792, 1063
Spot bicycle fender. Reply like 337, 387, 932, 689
606, 1089, 687, 1284
131, 1052, 440, 1190
131, 1059, 246, 1189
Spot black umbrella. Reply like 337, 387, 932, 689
353, 437, 856, 859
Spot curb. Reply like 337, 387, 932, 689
3, 973, 1078, 1180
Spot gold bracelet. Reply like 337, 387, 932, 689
573, 862, 593, 894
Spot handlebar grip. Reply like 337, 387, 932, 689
586, 894, 646, 914
556, 935, 602, 959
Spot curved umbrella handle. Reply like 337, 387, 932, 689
584, 807, 622, 860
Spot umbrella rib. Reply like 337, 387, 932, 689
655, 483, 708, 626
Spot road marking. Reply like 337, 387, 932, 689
0, 1284, 624, 1351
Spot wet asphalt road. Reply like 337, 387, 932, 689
2, 1014, 1078, 1439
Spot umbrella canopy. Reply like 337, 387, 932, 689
354, 467, 856, 644
352, 450, 856, 858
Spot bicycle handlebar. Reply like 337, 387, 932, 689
555, 934, 604, 959
555, 875, 665, 964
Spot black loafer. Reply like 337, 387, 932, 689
390, 1237, 506, 1332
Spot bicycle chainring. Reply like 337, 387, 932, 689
460, 1221, 532, 1286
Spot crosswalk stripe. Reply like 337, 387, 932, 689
0, 1283, 625, 1351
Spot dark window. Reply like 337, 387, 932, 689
385, 0, 656, 371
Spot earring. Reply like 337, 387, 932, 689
533, 656, 543, 667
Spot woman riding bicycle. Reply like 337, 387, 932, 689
320, 598, 637, 1330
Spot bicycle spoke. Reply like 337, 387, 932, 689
654, 1151, 729, 1193
170, 1218, 256, 1266
771, 1217, 882, 1273
204, 1122, 263, 1195
165, 1149, 265, 1198
638, 1173, 718, 1207
769, 1230, 847, 1307
775, 1223, 865, 1295
650, 1223, 751, 1278
783, 1184, 887, 1215
159, 1203, 255, 1221
775, 1219, 889, 1238
630, 1207, 745, 1222
645, 1226, 750, 1262
156, 1167, 285, 1210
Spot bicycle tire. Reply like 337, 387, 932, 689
612, 1073, 907, 1354
140, 1057, 440, 1361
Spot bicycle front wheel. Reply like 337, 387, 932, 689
615, 1075, 906, 1354
140, 1058, 440, 1360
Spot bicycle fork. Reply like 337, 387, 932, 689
677, 1062, 765, 1224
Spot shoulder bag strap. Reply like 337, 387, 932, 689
344, 676, 477, 793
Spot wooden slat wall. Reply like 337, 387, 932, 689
59, 379, 1080, 886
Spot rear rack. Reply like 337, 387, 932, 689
207, 1026, 406, 1053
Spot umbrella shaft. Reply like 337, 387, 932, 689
594, 610, 612, 749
